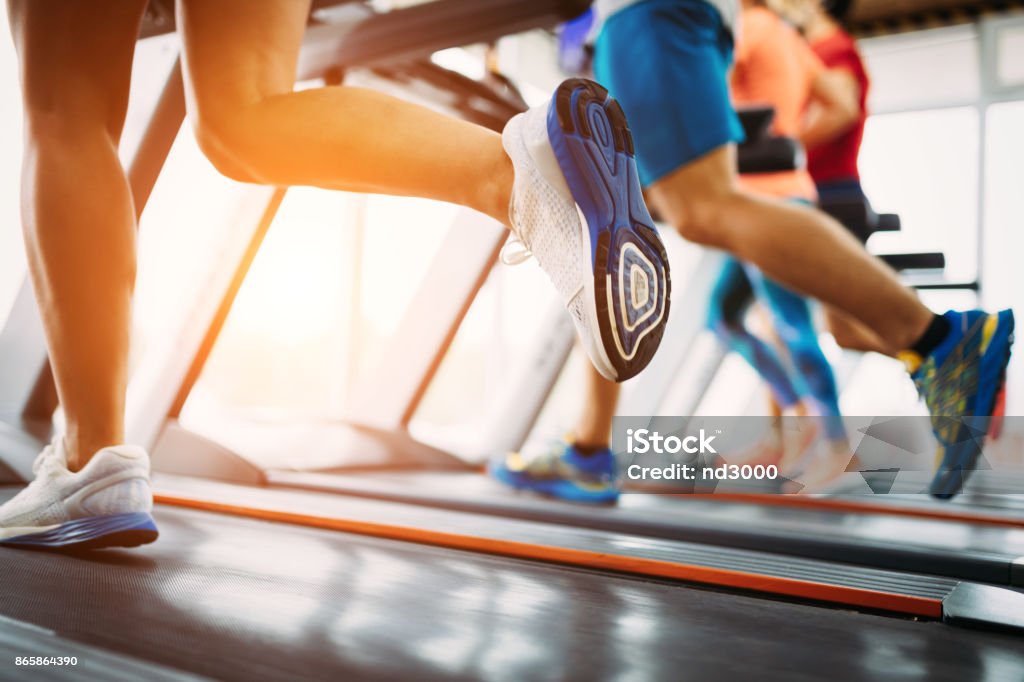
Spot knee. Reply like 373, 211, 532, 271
190, 103, 261, 183
21, 72, 130, 147
23, 105, 112, 150
668, 193, 732, 247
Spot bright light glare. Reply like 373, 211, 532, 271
0, 10, 24, 324
859, 108, 979, 281
430, 47, 486, 81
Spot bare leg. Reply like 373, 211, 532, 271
575, 364, 621, 449
648, 146, 933, 355
825, 306, 888, 354
573, 145, 932, 448
177, 0, 512, 225
7, 0, 146, 470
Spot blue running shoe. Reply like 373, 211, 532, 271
901, 309, 1015, 499
0, 439, 158, 550
502, 78, 670, 381
489, 442, 620, 504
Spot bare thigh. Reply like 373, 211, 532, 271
646, 144, 738, 246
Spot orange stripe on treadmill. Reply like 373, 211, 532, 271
664, 491, 1024, 529
154, 492, 942, 619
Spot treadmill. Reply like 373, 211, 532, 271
1, 1, 1023, 678
108, 78, 1024, 610
5, 479, 1024, 680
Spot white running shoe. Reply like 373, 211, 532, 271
0, 438, 157, 549
502, 78, 670, 381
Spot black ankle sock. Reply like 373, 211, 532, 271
573, 443, 606, 456
910, 314, 951, 358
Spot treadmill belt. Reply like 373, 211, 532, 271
0, 615, 202, 681
267, 470, 1024, 585
1, 501, 1023, 680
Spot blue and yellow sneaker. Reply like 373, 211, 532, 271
488, 442, 620, 505
901, 309, 1015, 499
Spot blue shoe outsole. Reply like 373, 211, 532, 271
489, 460, 619, 505
547, 78, 670, 381
930, 310, 1015, 499
0, 512, 159, 550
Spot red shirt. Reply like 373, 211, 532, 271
807, 28, 869, 182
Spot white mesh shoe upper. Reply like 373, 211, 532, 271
0, 438, 153, 533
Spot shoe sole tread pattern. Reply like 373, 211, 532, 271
931, 309, 1014, 499
0, 511, 159, 550
549, 78, 670, 381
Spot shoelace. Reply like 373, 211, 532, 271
501, 200, 533, 265
31, 443, 57, 475
31, 437, 69, 475
916, 317, 982, 449
500, 235, 533, 266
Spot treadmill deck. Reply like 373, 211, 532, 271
1, 488, 1023, 681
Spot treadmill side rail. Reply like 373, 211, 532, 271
942, 581, 1024, 633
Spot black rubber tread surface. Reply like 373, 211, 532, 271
1, 497, 1023, 681
268, 470, 1024, 586
0, 614, 206, 681
187, 475, 958, 600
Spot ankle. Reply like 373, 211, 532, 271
890, 309, 938, 356
63, 431, 122, 472
908, 313, 951, 357
573, 440, 610, 455
483, 148, 514, 226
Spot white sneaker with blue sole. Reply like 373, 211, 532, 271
502, 78, 670, 381
0, 438, 158, 550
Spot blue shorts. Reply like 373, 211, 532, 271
816, 177, 865, 203
594, 0, 744, 187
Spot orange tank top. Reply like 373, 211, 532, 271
731, 6, 823, 200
